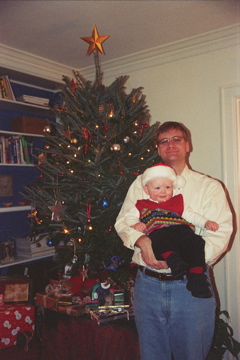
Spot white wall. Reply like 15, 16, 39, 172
100, 41, 240, 345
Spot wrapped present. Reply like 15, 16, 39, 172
0, 304, 34, 349
0, 275, 32, 304
36, 292, 59, 311
113, 289, 125, 305
57, 303, 87, 317
86, 305, 134, 326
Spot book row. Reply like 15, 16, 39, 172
0, 75, 49, 106
0, 135, 40, 165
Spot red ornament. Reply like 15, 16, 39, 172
71, 79, 78, 93
81, 127, 90, 154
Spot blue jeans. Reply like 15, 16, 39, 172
134, 268, 216, 360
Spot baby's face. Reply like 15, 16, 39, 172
143, 177, 173, 202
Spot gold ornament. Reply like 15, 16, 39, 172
111, 144, 121, 151
81, 25, 110, 56
43, 125, 51, 134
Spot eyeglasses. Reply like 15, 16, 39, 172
157, 136, 185, 146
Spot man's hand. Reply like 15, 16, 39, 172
135, 235, 168, 270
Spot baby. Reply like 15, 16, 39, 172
125, 163, 219, 298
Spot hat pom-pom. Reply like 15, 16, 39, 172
176, 175, 186, 188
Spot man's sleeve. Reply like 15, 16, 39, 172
197, 180, 233, 266
115, 176, 146, 250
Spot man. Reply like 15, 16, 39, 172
115, 121, 233, 360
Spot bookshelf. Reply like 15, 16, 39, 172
0, 68, 61, 270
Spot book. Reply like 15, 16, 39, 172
20, 136, 30, 164
0, 79, 7, 99
0, 75, 16, 101
17, 94, 49, 107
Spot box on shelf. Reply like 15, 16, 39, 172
11, 116, 50, 135
17, 94, 49, 107
14, 235, 55, 259
0, 275, 32, 303
0, 304, 34, 349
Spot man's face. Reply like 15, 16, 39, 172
157, 128, 190, 165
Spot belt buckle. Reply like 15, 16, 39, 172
158, 273, 174, 281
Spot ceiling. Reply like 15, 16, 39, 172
0, 1, 240, 70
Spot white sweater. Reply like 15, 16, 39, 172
115, 165, 233, 268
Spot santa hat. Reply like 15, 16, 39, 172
142, 163, 185, 189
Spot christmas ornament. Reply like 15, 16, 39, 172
80, 265, 89, 282
37, 153, 46, 165
81, 25, 110, 56
46, 238, 54, 247
100, 198, 110, 208
86, 204, 93, 230
71, 78, 78, 93
72, 255, 78, 264
104, 256, 122, 271
81, 127, 90, 154
43, 124, 51, 134
108, 107, 114, 118
123, 136, 130, 144
48, 200, 67, 221
63, 127, 73, 140
110, 144, 121, 151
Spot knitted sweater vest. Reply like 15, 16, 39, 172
135, 194, 195, 235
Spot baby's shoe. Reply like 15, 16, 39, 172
187, 273, 212, 298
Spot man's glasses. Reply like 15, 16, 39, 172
157, 136, 185, 146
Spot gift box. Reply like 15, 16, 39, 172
11, 116, 50, 135
36, 292, 59, 311
57, 303, 87, 317
0, 275, 32, 304
0, 304, 34, 349
87, 305, 134, 326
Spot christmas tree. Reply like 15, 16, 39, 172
23, 26, 160, 285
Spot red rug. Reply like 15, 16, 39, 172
0, 337, 41, 360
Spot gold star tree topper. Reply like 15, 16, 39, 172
81, 25, 110, 56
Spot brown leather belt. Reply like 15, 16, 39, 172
138, 266, 184, 281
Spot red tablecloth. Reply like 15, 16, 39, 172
41, 310, 140, 360
0, 304, 34, 349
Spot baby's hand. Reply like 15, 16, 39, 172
205, 220, 219, 232
131, 222, 147, 232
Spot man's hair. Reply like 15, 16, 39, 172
156, 121, 189, 143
